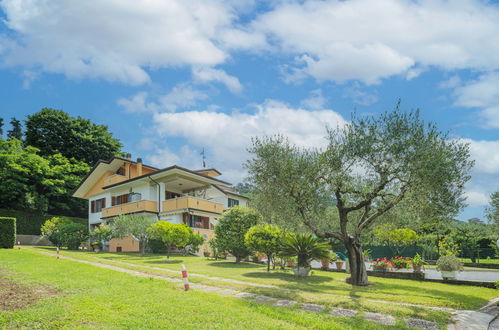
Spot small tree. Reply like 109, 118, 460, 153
187, 232, 205, 254
148, 221, 191, 260
41, 217, 72, 247
91, 224, 113, 247
111, 214, 156, 255
451, 222, 488, 262
245, 224, 282, 271
373, 224, 418, 256
486, 191, 499, 230
214, 206, 262, 262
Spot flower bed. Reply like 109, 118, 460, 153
391, 256, 412, 269
371, 257, 393, 271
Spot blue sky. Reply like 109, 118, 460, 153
1, 0, 499, 222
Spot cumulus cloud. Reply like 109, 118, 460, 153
453, 72, 499, 128
250, 0, 499, 84
301, 89, 327, 109
192, 67, 243, 93
118, 84, 207, 113
0, 0, 238, 84
151, 100, 347, 182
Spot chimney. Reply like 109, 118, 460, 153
126, 153, 132, 160
137, 158, 143, 176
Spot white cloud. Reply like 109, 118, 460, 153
250, 0, 499, 84
192, 67, 243, 93
342, 82, 379, 106
462, 139, 499, 175
118, 84, 207, 113
151, 100, 347, 182
0, 0, 238, 84
464, 190, 490, 207
301, 89, 326, 109
453, 72, 499, 128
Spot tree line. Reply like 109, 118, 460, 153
0, 108, 122, 217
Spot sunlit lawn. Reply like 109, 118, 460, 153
1, 249, 385, 329
31, 246, 497, 314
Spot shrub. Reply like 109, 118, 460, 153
148, 238, 167, 254
148, 221, 191, 259
245, 224, 282, 271
57, 222, 89, 250
214, 206, 262, 262
42, 217, 72, 247
436, 255, 463, 272
495, 280, 499, 290
412, 253, 427, 266
0, 217, 16, 248
371, 257, 393, 270
280, 234, 330, 269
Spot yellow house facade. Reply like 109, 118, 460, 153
72, 155, 249, 252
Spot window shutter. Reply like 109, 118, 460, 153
91, 201, 95, 213
102, 198, 106, 209
123, 194, 128, 203
112, 196, 116, 206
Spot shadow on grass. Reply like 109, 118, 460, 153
144, 259, 183, 265
243, 271, 332, 285
207, 262, 263, 269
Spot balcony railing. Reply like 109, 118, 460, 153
104, 174, 128, 186
102, 200, 158, 218
162, 196, 223, 214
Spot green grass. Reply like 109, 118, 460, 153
0, 249, 387, 329
458, 258, 499, 264
30, 247, 497, 313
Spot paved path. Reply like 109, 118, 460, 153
310, 260, 499, 282
26, 248, 444, 329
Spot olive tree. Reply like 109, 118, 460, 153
148, 221, 191, 260
111, 214, 156, 255
247, 109, 472, 286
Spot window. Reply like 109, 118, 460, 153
116, 167, 125, 176
91, 198, 106, 213
185, 214, 209, 229
228, 198, 239, 208
165, 191, 182, 199
112, 192, 142, 206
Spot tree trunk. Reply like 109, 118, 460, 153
267, 256, 271, 272
235, 256, 241, 263
344, 235, 369, 286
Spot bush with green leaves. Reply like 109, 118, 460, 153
214, 206, 262, 262
436, 255, 463, 272
148, 221, 191, 260
0, 217, 16, 248
111, 214, 156, 255
280, 233, 330, 270
41, 217, 72, 247
90, 224, 113, 248
187, 232, 204, 254
56, 222, 89, 250
245, 224, 282, 271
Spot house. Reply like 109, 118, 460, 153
72, 155, 249, 252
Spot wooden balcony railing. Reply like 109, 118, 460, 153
162, 196, 223, 214
102, 200, 158, 218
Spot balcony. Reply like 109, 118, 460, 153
102, 200, 158, 218
104, 174, 128, 186
162, 196, 223, 214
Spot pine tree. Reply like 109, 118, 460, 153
7, 117, 23, 140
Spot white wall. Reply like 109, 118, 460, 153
159, 213, 183, 224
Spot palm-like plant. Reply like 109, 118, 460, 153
280, 234, 331, 268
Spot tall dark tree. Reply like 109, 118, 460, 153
0, 117, 4, 137
247, 108, 473, 286
25, 108, 122, 165
7, 117, 23, 140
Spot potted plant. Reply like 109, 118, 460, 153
436, 255, 463, 280
91, 241, 102, 252
252, 252, 265, 263
330, 252, 344, 270
390, 256, 411, 270
280, 234, 330, 277
362, 249, 372, 262
371, 258, 393, 271
411, 253, 427, 272
320, 252, 332, 270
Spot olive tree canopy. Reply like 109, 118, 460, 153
247, 109, 472, 286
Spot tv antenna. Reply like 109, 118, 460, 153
200, 148, 206, 168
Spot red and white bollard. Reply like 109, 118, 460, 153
181, 264, 189, 291
56, 247, 60, 259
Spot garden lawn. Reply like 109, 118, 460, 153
0, 249, 381, 329
30, 247, 497, 311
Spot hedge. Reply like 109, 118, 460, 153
0, 217, 16, 248
0, 209, 87, 235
